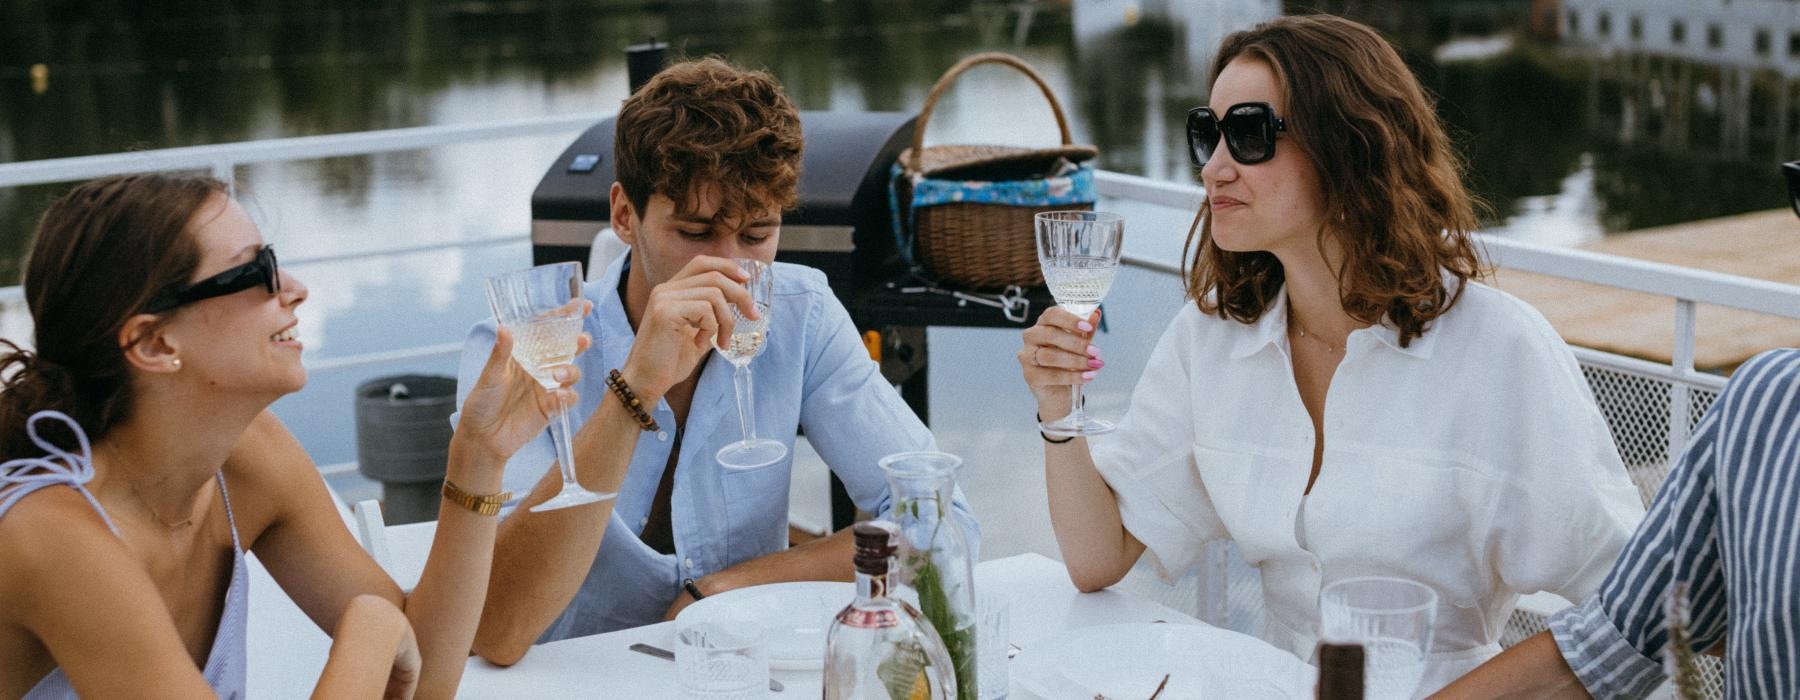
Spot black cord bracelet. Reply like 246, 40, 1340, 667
682, 577, 707, 601
1035, 414, 1076, 444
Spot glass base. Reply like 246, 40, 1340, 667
1040, 412, 1115, 438
716, 439, 787, 470
529, 485, 616, 512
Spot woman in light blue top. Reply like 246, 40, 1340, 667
0, 174, 584, 698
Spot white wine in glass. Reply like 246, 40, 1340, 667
486, 261, 615, 512
716, 259, 787, 470
1036, 210, 1124, 437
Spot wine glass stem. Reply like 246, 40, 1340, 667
550, 402, 581, 491
1067, 382, 1086, 423
733, 364, 758, 443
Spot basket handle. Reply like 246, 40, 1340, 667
908, 52, 1076, 173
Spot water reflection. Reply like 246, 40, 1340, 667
1, 0, 1795, 275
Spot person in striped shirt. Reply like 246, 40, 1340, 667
1435, 347, 1800, 698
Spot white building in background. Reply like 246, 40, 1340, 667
1562, 0, 1800, 76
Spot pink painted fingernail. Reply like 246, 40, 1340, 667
1078, 321, 1094, 333
1081, 370, 1097, 381
1086, 344, 1100, 358
1087, 358, 1102, 369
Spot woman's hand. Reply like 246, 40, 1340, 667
1018, 307, 1103, 417
456, 311, 591, 464
383, 620, 421, 700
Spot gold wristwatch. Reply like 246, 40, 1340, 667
442, 479, 511, 516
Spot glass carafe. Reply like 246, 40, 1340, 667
879, 451, 977, 700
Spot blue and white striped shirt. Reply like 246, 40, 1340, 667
1550, 348, 1800, 698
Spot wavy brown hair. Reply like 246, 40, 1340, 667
614, 57, 805, 224
0, 174, 221, 458
1182, 14, 1484, 347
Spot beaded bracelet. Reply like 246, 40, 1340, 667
607, 369, 661, 432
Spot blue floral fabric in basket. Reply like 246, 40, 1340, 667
889, 162, 1096, 267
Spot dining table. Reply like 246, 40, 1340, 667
248, 521, 1316, 698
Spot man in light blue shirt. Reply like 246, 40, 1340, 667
453, 57, 977, 663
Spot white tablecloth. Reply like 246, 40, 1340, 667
249, 529, 1312, 698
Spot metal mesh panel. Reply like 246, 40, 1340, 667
1500, 357, 1725, 698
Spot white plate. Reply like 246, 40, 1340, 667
1012, 623, 1312, 700
675, 581, 854, 671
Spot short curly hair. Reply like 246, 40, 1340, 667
614, 57, 805, 226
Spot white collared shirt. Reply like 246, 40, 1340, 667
1089, 281, 1644, 695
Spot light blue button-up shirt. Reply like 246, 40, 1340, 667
453, 252, 979, 639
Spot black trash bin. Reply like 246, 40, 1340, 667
355, 375, 457, 524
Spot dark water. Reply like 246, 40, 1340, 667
1, 0, 1792, 473
2, 1, 1791, 286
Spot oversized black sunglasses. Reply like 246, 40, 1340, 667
1186, 102, 1288, 167
144, 245, 280, 313
1784, 160, 1800, 220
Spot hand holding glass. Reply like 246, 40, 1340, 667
716, 259, 787, 470
486, 261, 615, 511
1035, 211, 1124, 437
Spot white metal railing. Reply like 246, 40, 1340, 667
0, 114, 603, 190
0, 114, 601, 371
2, 120, 1795, 425
1096, 173, 1800, 457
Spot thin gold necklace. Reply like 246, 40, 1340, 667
129, 479, 198, 530
1289, 310, 1342, 354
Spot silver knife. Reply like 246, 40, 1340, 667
628, 643, 786, 693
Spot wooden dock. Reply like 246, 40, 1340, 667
1488, 209, 1800, 373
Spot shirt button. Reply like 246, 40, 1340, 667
683, 557, 694, 569
657, 430, 669, 442
639, 516, 648, 528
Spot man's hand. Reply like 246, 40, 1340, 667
620, 256, 759, 398
661, 575, 726, 621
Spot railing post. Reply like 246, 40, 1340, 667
1668, 298, 1698, 459
211, 159, 235, 195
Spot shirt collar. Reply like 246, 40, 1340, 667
584, 250, 636, 350
1224, 282, 1441, 361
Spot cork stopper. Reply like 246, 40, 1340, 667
1315, 643, 1365, 700
852, 520, 899, 574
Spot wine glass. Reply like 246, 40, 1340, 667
715, 258, 787, 470
1320, 577, 1438, 700
1035, 210, 1124, 437
485, 261, 615, 511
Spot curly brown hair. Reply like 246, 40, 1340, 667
614, 57, 805, 225
1182, 14, 1485, 347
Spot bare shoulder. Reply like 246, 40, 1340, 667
221, 410, 326, 542
0, 486, 134, 619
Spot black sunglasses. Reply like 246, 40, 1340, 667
1784, 161, 1800, 220
1187, 102, 1288, 167
144, 245, 280, 313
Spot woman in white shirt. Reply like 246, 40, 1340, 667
1017, 14, 1644, 693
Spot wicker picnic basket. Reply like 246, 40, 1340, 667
892, 52, 1098, 289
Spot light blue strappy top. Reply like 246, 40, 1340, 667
0, 411, 247, 700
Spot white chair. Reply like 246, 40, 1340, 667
588, 226, 629, 282
350, 499, 436, 593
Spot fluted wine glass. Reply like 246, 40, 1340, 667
715, 258, 786, 470
1035, 210, 1124, 437
486, 261, 614, 511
